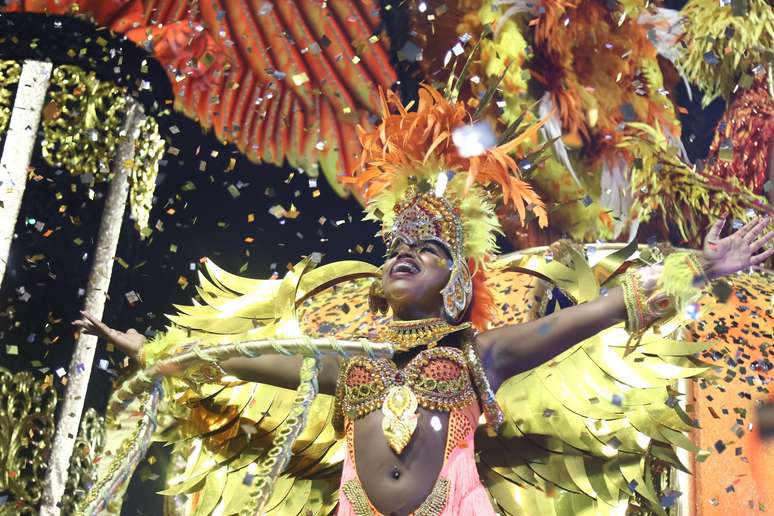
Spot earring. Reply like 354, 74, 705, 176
442, 260, 472, 321
368, 278, 389, 315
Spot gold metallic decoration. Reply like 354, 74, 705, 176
59, 408, 105, 515
129, 115, 164, 235
337, 347, 477, 425
378, 317, 471, 352
76, 386, 162, 516
40, 65, 164, 233
342, 476, 450, 516
367, 276, 389, 315
381, 385, 419, 454
42, 65, 127, 183
0, 60, 21, 136
620, 251, 707, 354
242, 355, 321, 514
462, 333, 503, 431
0, 368, 57, 515
342, 478, 376, 515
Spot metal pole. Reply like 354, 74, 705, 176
40, 98, 144, 516
0, 60, 53, 285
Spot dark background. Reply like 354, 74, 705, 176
0, 0, 723, 513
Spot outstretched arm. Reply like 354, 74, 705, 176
72, 312, 341, 395
477, 286, 627, 391
478, 215, 773, 391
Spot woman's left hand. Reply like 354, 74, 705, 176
701, 215, 774, 280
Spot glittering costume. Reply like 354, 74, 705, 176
335, 344, 496, 515
79, 84, 730, 516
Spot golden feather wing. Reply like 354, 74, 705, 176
479, 245, 712, 515
143, 257, 380, 515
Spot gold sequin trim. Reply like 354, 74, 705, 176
342, 477, 450, 516
338, 347, 476, 421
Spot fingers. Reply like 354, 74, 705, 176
750, 230, 774, 251
750, 246, 774, 265
80, 310, 100, 324
743, 217, 771, 244
80, 310, 110, 333
706, 215, 727, 242
72, 319, 97, 336
736, 216, 768, 241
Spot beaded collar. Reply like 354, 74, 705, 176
377, 317, 471, 352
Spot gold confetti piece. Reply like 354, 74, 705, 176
352, 55, 361, 64
268, 205, 287, 219
292, 72, 309, 86
247, 213, 255, 222
115, 257, 129, 269
285, 203, 301, 219
225, 157, 236, 172
312, 189, 321, 198
6, 345, 18, 355
170, 244, 178, 253
227, 184, 240, 198
177, 276, 189, 289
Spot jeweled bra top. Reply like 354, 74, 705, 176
335, 346, 477, 422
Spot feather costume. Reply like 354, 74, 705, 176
75, 82, 730, 516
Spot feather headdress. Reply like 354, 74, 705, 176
344, 85, 547, 258
342, 85, 548, 327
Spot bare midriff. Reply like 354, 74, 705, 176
352, 407, 449, 515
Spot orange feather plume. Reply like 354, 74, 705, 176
342, 85, 548, 228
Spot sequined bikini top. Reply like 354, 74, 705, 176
335, 346, 477, 422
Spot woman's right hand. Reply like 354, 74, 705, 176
72, 311, 147, 361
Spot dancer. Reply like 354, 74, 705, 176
75, 87, 773, 515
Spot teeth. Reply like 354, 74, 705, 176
394, 261, 419, 273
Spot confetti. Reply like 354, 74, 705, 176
292, 72, 309, 86
451, 122, 496, 158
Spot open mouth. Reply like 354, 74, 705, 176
390, 257, 421, 277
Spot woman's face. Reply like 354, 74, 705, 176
382, 238, 452, 320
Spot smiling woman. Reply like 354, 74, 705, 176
382, 239, 452, 322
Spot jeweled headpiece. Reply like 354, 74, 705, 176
343, 85, 548, 326
387, 187, 472, 319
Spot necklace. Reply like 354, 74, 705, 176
378, 317, 471, 352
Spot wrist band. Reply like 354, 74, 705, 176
621, 251, 707, 336
137, 347, 147, 369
